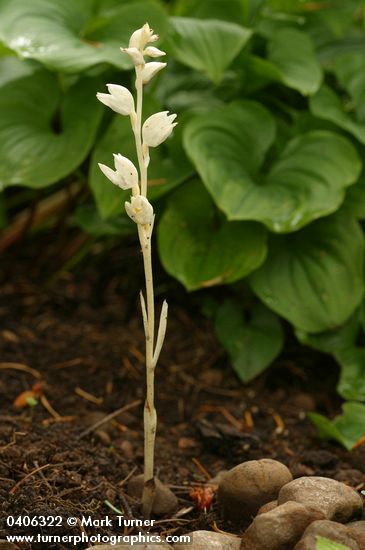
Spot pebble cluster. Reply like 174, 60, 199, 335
29, 459, 364, 550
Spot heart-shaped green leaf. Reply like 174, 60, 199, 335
310, 85, 365, 145
336, 347, 365, 402
295, 313, 360, 355
157, 180, 267, 291
0, 0, 168, 73
343, 175, 365, 220
184, 102, 361, 233
169, 17, 252, 84
215, 300, 283, 382
267, 28, 323, 95
309, 401, 365, 451
0, 70, 103, 189
249, 213, 364, 333
90, 97, 193, 219
334, 53, 365, 123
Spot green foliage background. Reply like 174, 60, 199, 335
1, 0, 365, 429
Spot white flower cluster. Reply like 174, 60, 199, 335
96, 23, 177, 229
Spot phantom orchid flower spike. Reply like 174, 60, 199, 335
96, 23, 177, 518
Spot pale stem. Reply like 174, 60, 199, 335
134, 67, 148, 197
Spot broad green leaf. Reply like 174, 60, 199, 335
174, 0, 250, 25
0, 70, 103, 189
249, 213, 364, 333
295, 313, 360, 354
310, 85, 365, 145
0, 0, 168, 73
267, 28, 323, 95
343, 175, 365, 220
334, 53, 365, 122
90, 97, 193, 219
157, 180, 267, 291
309, 401, 365, 451
184, 102, 361, 233
336, 347, 365, 401
169, 17, 252, 84
316, 536, 351, 550
0, 56, 38, 87
74, 204, 133, 237
215, 300, 283, 382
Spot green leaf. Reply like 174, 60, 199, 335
316, 536, 351, 550
249, 213, 364, 333
157, 180, 267, 291
0, 56, 38, 87
175, 0, 250, 25
267, 28, 323, 95
74, 205, 133, 237
310, 85, 365, 145
295, 313, 360, 354
343, 175, 365, 220
334, 53, 365, 123
90, 97, 193, 219
0, 70, 103, 189
215, 300, 283, 382
169, 17, 252, 84
0, 0, 168, 73
309, 401, 365, 451
336, 347, 365, 402
184, 102, 361, 233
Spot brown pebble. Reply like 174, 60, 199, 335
219, 459, 293, 522
294, 520, 360, 549
127, 474, 178, 516
240, 501, 324, 550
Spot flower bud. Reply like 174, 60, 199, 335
141, 62, 166, 84
98, 154, 138, 191
125, 195, 154, 225
129, 23, 159, 50
142, 111, 177, 148
143, 46, 166, 58
96, 84, 135, 116
122, 47, 145, 66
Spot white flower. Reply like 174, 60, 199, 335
98, 154, 138, 191
96, 84, 135, 116
125, 195, 154, 225
143, 46, 166, 58
122, 47, 145, 66
142, 111, 177, 148
129, 23, 159, 51
141, 62, 166, 84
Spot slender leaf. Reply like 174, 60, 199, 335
336, 347, 365, 402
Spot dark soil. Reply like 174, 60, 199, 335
1, 232, 364, 549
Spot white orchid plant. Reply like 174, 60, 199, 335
96, 23, 177, 517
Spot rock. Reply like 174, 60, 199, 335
240, 501, 324, 550
278, 476, 363, 522
174, 530, 240, 549
257, 500, 278, 515
0, 542, 20, 550
218, 459, 293, 522
127, 474, 178, 516
293, 520, 360, 550
348, 521, 365, 549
